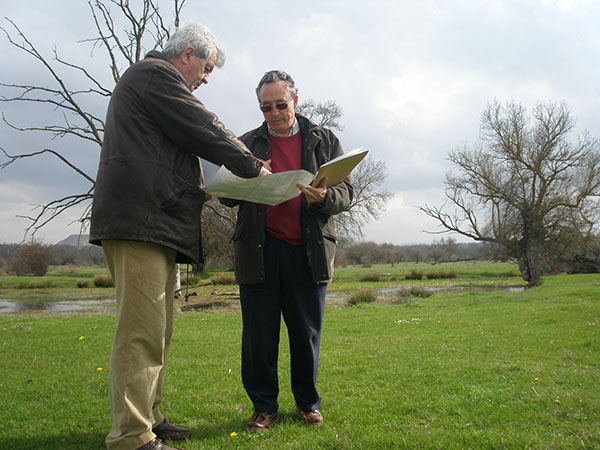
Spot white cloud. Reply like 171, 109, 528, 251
1, 0, 600, 245
360, 190, 471, 244
0, 180, 88, 244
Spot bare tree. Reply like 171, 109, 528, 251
11, 242, 53, 276
297, 99, 345, 131
336, 156, 393, 244
421, 100, 600, 286
296, 99, 392, 244
0, 0, 186, 241
201, 200, 238, 270
427, 237, 458, 263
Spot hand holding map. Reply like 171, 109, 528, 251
205, 147, 368, 205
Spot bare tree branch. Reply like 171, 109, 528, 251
1, 1, 187, 241
1, 146, 95, 184
422, 100, 600, 285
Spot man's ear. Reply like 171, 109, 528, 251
182, 46, 195, 64
293, 95, 299, 109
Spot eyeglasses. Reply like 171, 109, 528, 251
259, 102, 290, 113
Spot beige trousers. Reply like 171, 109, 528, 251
102, 240, 177, 450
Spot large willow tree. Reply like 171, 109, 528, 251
422, 100, 600, 286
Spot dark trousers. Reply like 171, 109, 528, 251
240, 236, 326, 413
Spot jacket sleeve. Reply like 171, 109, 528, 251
313, 130, 354, 216
143, 64, 262, 178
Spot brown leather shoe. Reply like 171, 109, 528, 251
246, 411, 280, 431
136, 437, 182, 450
152, 419, 191, 440
296, 406, 323, 425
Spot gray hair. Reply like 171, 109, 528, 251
256, 70, 298, 100
163, 23, 225, 67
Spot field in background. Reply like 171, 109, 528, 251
0, 267, 598, 449
0, 261, 523, 306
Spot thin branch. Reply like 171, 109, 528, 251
0, 146, 95, 184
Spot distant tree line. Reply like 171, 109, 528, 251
0, 237, 489, 277
4, 233, 596, 277
335, 238, 491, 267
0, 242, 104, 276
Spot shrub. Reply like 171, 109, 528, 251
348, 290, 377, 305
180, 274, 200, 286
12, 243, 53, 276
77, 281, 89, 288
426, 270, 457, 279
93, 274, 114, 288
28, 279, 57, 289
397, 286, 432, 299
405, 269, 424, 280
360, 272, 380, 282
211, 273, 236, 285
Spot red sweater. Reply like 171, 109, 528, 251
266, 133, 302, 245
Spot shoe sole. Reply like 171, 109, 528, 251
153, 431, 191, 440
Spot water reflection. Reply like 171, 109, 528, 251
0, 284, 527, 315
0, 299, 115, 314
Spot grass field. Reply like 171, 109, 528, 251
0, 264, 599, 449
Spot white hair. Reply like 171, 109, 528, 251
163, 23, 225, 67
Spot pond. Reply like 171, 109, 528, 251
0, 284, 527, 315
0, 299, 115, 314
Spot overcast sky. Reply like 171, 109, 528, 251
1, 0, 599, 245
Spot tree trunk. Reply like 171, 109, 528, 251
518, 214, 546, 287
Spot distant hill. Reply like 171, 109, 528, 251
56, 234, 91, 247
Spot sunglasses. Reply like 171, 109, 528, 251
259, 102, 290, 113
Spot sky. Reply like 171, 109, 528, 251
1, 0, 599, 245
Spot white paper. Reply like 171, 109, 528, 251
318, 147, 367, 169
313, 147, 368, 187
206, 166, 315, 206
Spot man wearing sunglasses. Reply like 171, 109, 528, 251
221, 70, 353, 431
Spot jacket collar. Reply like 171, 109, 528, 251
145, 50, 171, 64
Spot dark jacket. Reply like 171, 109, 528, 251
89, 51, 262, 263
224, 115, 353, 284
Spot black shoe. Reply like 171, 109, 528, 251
136, 437, 182, 450
152, 419, 191, 441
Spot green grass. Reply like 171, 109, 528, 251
330, 261, 522, 294
0, 272, 599, 449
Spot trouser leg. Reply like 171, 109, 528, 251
278, 239, 327, 412
152, 265, 176, 426
102, 240, 177, 450
239, 237, 282, 413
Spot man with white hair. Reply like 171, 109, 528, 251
90, 23, 270, 450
